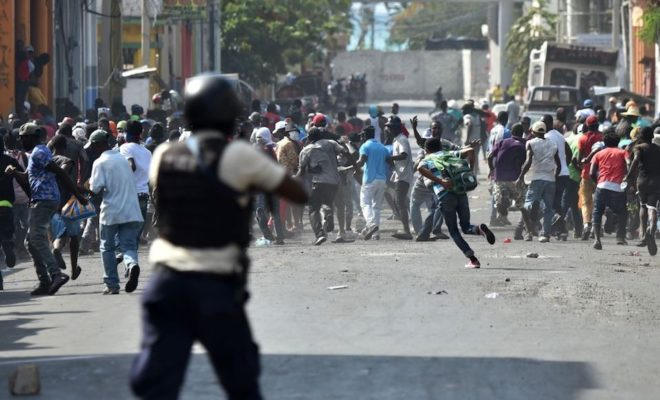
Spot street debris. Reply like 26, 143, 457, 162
614, 269, 627, 273
505, 278, 511, 282
628, 251, 641, 256
503, 238, 512, 244
327, 285, 348, 290
9, 364, 40, 395
485, 292, 500, 299
526, 252, 539, 258
427, 290, 448, 295
341, 269, 349, 273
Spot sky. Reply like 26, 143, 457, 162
347, 3, 397, 51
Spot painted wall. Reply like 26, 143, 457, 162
331, 50, 489, 101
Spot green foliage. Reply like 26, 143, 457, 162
220, 0, 352, 85
638, 6, 660, 44
388, 1, 486, 50
505, 0, 556, 95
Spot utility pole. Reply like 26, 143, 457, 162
141, 0, 151, 66
208, 0, 222, 72
100, 0, 123, 104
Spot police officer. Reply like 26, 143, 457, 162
130, 74, 308, 400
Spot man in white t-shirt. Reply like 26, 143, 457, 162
87, 130, 144, 294
542, 114, 573, 239
388, 117, 414, 239
119, 120, 153, 241
516, 121, 561, 242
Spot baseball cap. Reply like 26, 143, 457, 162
58, 117, 74, 127
274, 120, 287, 131
117, 120, 128, 131
312, 114, 326, 126
583, 99, 594, 108
19, 123, 43, 136
84, 129, 110, 149
585, 115, 599, 126
531, 121, 546, 133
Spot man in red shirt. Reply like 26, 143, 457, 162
575, 115, 603, 240
590, 132, 629, 249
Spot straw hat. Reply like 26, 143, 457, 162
622, 107, 640, 117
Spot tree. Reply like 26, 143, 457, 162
389, 1, 486, 50
220, 0, 352, 86
505, 0, 556, 95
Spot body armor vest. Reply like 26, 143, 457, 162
155, 133, 250, 250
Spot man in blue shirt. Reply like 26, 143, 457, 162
355, 126, 390, 240
7, 123, 87, 295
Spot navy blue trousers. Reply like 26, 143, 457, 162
130, 266, 262, 400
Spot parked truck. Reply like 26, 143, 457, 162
528, 41, 618, 101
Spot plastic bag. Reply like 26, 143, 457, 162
61, 195, 96, 221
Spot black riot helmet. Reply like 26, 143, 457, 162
184, 74, 243, 134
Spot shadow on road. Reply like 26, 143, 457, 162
0, 353, 598, 399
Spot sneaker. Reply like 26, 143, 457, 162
647, 232, 658, 256
465, 256, 481, 269
392, 232, 413, 240
103, 286, 119, 295
53, 249, 66, 270
333, 236, 347, 243
559, 233, 568, 242
71, 265, 82, 280
415, 235, 438, 242
274, 239, 285, 245
581, 229, 591, 241
538, 236, 550, 243
636, 238, 647, 247
514, 232, 524, 241
48, 273, 70, 295
432, 232, 450, 240
116, 255, 124, 266
479, 224, 496, 245
125, 264, 140, 293
616, 238, 628, 246
499, 216, 512, 226
593, 241, 602, 250
30, 282, 51, 296
364, 226, 379, 241
314, 236, 327, 246
524, 233, 533, 242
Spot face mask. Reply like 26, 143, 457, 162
289, 131, 299, 141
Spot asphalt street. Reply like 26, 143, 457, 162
1, 102, 659, 399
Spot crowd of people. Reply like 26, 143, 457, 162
1, 88, 659, 293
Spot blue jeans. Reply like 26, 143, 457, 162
100, 221, 141, 289
593, 188, 627, 239
28, 200, 61, 284
439, 192, 478, 257
524, 180, 556, 236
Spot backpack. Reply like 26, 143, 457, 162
425, 152, 478, 194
